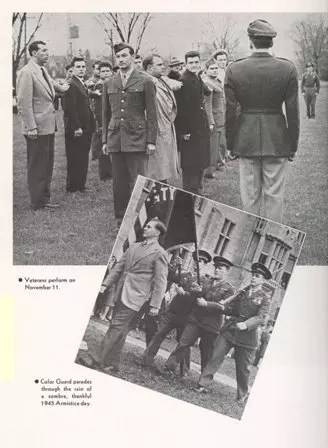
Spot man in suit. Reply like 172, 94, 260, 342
102, 42, 158, 223
165, 256, 235, 373
17, 40, 69, 210
63, 57, 95, 193
301, 62, 320, 119
90, 218, 168, 373
225, 19, 300, 222
195, 262, 272, 404
175, 50, 211, 194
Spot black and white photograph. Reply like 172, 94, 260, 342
76, 176, 306, 420
12, 12, 328, 265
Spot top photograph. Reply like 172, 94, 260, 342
12, 12, 328, 265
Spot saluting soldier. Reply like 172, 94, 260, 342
195, 262, 272, 404
225, 19, 300, 223
165, 255, 235, 373
301, 62, 320, 119
102, 42, 158, 223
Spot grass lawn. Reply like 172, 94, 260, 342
13, 85, 328, 264
77, 318, 260, 420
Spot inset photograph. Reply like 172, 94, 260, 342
76, 176, 306, 420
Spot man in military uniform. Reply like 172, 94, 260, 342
225, 19, 300, 223
102, 43, 158, 222
142, 250, 212, 374
195, 262, 272, 404
301, 62, 320, 118
165, 256, 235, 373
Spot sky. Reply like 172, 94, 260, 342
21, 12, 311, 62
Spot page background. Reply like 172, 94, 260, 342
2, 2, 328, 447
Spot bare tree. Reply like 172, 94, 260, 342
291, 14, 328, 77
96, 13, 152, 59
200, 14, 241, 60
12, 13, 43, 88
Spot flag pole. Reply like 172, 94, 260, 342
192, 195, 201, 284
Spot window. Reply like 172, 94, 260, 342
259, 237, 289, 281
214, 219, 235, 255
254, 218, 267, 234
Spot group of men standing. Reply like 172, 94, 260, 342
82, 217, 273, 405
18, 18, 320, 224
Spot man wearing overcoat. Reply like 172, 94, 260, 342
225, 19, 300, 222
90, 219, 168, 373
196, 262, 272, 403
102, 43, 158, 221
175, 50, 211, 194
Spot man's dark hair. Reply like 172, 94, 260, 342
142, 54, 161, 72
65, 64, 72, 71
71, 57, 85, 67
150, 218, 167, 236
135, 54, 142, 61
28, 40, 46, 56
185, 50, 200, 63
251, 36, 273, 49
205, 58, 217, 69
99, 61, 112, 71
92, 60, 102, 69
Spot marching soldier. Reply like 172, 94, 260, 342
301, 62, 320, 119
195, 262, 272, 404
225, 19, 300, 223
164, 255, 235, 373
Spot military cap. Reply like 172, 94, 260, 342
212, 48, 228, 59
247, 19, 277, 38
251, 262, 272, 280
114, 42, 134, 55
193, 250, 212, 264
306, 62, 314, 68
168, 56, 183, 67
213, 256, 233, 269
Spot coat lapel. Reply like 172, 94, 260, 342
130, 241, 160, 269
113, 73, 123, 90
71, 76, 88, 97
124, 69, 140, 89
31, 62, 54, 99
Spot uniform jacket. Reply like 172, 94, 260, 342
101, 69, 158, 152
103, 240, 168, 312
221, 284, 271, 349
189, 277, 235, 334
301, 72, 320, 93
17, 60, 56, 135
225, 52, 300, 156
202, 75, 225, 127
175, 69, 211, 169
63, 75, 95, 135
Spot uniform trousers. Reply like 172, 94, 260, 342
182, 167, 204, 195
239, 156, 288, 222
142, 311, 191, 374
304, 87, 317, 118
65, 133, 92, 192
198, 335, 256, 400
217, 126, 227, 165
25, 134, 54, 209
91, 299, 138, 369
111, 152, 149, 219
165, 322, 218, 373
91, 131, 112, 180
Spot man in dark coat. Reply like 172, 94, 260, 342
102, 42, 158, 222
165, 256, 235, 373
225, 19, 300, 223
64, 57, 95, 193
301, 62, 320, 119
196, 262, 272, 404
175, 51, 211, 194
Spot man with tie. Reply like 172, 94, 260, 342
195, 262, 272, 404
89, 218, 168, 374
64, 57, 95, 193
17, 41, 69, 210
102, 42, 158, 223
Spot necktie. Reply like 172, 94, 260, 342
41, 67, 52, 91
122, 73, 127, 87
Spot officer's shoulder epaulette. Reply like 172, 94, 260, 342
229, 57, 247, 66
